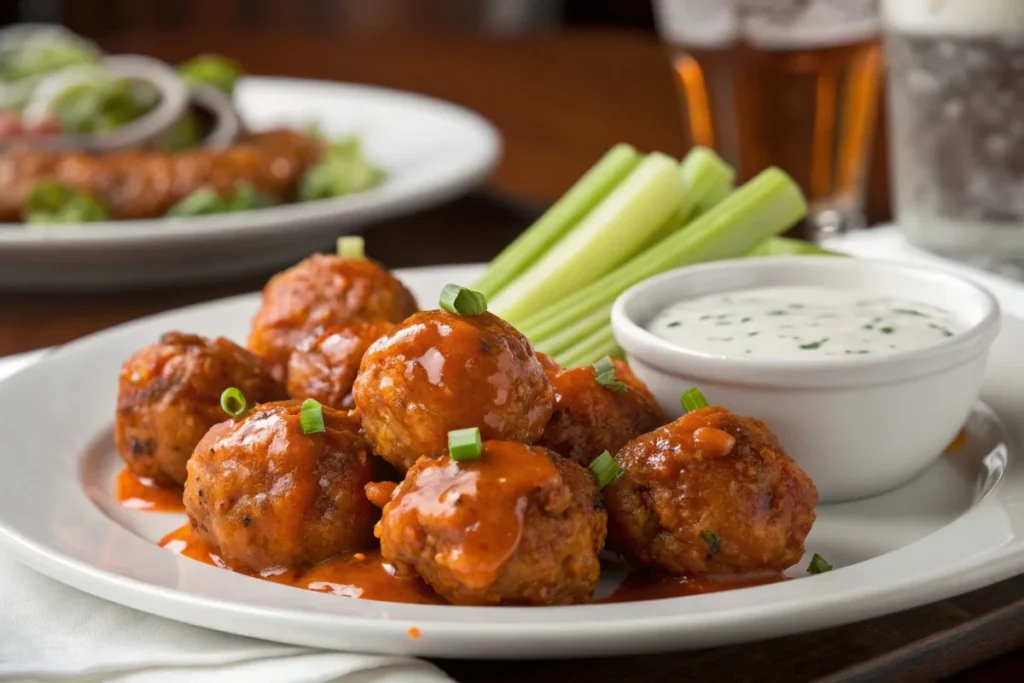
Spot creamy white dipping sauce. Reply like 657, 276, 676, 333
647, 286, 966, 359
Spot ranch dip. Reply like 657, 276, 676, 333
647, 286, 966, 359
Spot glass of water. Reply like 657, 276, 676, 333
883, 0, 1024, 277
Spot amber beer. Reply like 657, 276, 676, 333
654, 0, 882, 233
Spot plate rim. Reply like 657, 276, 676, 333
1, 263, 1023, 657
0, 76, 502, 247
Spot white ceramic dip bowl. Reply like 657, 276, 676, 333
610, 256, 1001, 502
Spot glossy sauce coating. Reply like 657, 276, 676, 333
600, 569, 785, 603
160, 524, 442, 604
184, 400, 377, 573
538, 358, 666, 467
286, 320, 396, 409
248, 255, 418, 381
115, 331, 287, 487
605, 406, 818, 575
116, 468, 185, 512
375, 442, 606, 605
0, 129, 321, 221
353, 311, 554, 473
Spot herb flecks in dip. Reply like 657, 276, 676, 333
647, 286, 966, 359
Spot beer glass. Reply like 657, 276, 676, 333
883, 0, 1024, 277
653, 0, 882, 237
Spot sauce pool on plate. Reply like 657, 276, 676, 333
648, 286, 966, 359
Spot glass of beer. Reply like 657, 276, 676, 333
883, 0, 1024, 277
653, 0, 883, 237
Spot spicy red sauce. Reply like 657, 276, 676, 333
117, 468, 185, 512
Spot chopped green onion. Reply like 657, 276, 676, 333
807, 553, 833, 574
592, 356, 627, 392
300, 398, 326, 434
588, 450, 623, 489
700, 530, 721, 555
448, 427, 483, 461
439, 284, 487, 316
220, 387, 247, 419
681, 387, 709, 412
337, 236, 365, 259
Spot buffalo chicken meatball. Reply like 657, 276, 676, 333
604, 406, 817, 575
353, 310, 554, 473
372, 441, 606, 605
286, 320, 396, 409
184, 400, 377, 573
248, 255, 418, 381
115, 332, 286, 487
538, 358, 665, 468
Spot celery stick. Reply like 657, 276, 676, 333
746, 236, 844, 257
535, 303, 612, 356
648, 148, 735, 245
555, 327, 621, 368
473, 144, 641, 298
490, 152, 683, 324
519, 168, 806, 342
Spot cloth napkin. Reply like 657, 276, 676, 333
2, 226, 1022, 682
0, 349, 452, 681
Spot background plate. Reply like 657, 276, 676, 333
0, 264, 1023, 659
0, 79, 500, 290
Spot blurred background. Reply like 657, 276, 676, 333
0, 0, 891, 224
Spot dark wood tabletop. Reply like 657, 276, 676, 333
1, 28, 1021, 682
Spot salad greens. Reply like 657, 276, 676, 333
166, 182, 278, 218
299, 138, 385, 201
24, 181, 108, 224
0, 30, 98, 84
49, 75, 158, 134
178, 54, 242, 96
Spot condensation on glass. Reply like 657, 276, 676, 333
653, 0, 882, 238
883, 0, 1024, 277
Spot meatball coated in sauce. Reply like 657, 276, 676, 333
353, 311, 555, 473
286, 320, 397, 409
538, 358, 666, 468
373, 441, 606, 605
184, 400, 378, 573
115, 332, 286, 487
248, 255, 418, 381
604, 406, 817, 575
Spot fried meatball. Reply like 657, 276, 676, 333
248, 255, 418, 381
184, 400, 377, 573
353, 310, 555, 473
538, 359, 665, 467
605, 406, 817, 575
285, 320, 396, 409
115, 332, 286, 487
374, 441, 606, 605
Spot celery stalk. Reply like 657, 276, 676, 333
647, 148, 735, 245
555, 327, 621, 368
535, 303, 612, 356
473, 144, 641, 298
518, 168, 806, 342
747, 236, 843, 257
489, 152, 683, 324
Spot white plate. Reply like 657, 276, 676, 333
0, 263, 1023, 659
0, 78, 500, 290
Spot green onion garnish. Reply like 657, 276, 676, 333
592, 356, 627, 392
807, 553, 833, 574
300, 398, 326, 434
220, 387, 248, 419
699, 530, 721, 555
588, 450, 623, 489
681, 387, 709, 412
337, 235, 365, 259
439, 284, 488, 316
448, 427, 482, 461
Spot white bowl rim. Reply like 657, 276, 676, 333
611, 256, 1002, 389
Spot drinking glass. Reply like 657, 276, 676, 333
883, 0, 1024, 277
653, 0, 883, 238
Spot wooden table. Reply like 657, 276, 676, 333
1, 29, 1020, 682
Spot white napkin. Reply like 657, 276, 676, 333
0, 350, 452, 681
